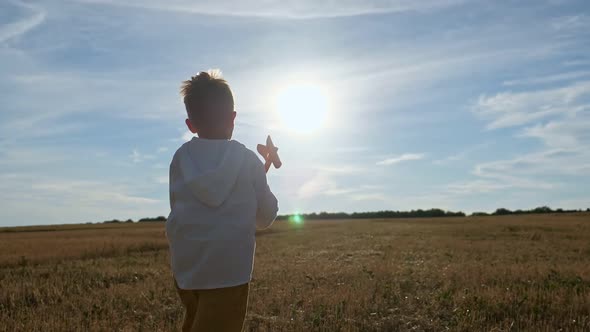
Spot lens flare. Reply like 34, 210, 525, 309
288, 213, 304, 225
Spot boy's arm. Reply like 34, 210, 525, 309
253, 155, 278, 229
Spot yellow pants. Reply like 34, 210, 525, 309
175, 279, 249, 332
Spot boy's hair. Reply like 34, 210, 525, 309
180, 70, 234, 128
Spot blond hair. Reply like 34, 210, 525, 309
180, 70, 234, 128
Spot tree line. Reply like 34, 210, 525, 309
276, 206, 589, 221
100, 206, 589, 224
275, 209, 466, 221
471, 206, 589, 217
102, 216, 166, 224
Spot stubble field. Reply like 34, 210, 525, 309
1, 213, 589, 331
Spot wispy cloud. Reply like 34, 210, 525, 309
349, 193, 390, 202
446, 147, 589, 196
2, 0, 590, 224
0, 145, 71, 166
32, 180, 160, 205
521, 115, 590, 149
551, 14, 590, 32
433, 142, 492, 165
297, 172, 384, 201
297, 173, 334, 199
446, 180, 514, 194
473, 80, 590, 129
502, 71, 590, 86
315, 165, 365, 174
564, 59, 590, 67
460, 70, 590, 196
475, 148, 589, 178
0, 174, 164, 225
376, 153, 424, 166
0, 1, 45, 44
75, 0, 468, 19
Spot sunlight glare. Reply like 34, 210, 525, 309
274, 83, 330, 134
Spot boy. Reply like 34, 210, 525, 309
166, 70, 279, 332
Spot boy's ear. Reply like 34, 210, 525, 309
185, 118, 198, 133
231, 111, 237, 122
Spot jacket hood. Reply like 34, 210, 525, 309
176, 138, 247, 207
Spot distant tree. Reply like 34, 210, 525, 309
533, 206, 552, 214
125, 219, 134, 223
471, 212, 489, 217
493, 208, 512, 216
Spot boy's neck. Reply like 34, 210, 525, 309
197, 134, 230, 140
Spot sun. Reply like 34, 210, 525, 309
274, 82, 330, 134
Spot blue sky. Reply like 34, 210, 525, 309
1, 0, 589, 226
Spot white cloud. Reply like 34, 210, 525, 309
376, 153, 424, 166
182, 131, 195, 142
154, 176, 168, 184
130, 149, 141, 163
130, 149, 155, 163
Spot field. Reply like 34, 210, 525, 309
1, 214, 590, 331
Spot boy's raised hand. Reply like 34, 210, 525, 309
257, 135, 282, 173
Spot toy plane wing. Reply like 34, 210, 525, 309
257, 135, 282, 172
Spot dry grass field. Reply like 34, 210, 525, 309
1, 213, 589, 331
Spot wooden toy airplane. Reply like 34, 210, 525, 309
257, 135, 282, 173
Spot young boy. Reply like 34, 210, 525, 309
166, 70, 279, 332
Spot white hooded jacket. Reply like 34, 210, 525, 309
166, 137, 278, 290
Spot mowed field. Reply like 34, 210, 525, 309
1, 214, 589, 331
